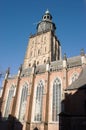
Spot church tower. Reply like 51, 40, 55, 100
0, 9, 86, 130
23, 10, 62, 69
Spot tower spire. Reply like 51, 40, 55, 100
37, 10, 56, 33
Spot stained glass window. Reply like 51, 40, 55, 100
34, 80, 44, 121
52, 78, 61, 121
19, 83, 28, 121
4, 85, 16, 117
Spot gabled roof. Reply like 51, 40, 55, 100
66, 66, 86, 90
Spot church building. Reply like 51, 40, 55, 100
0, 10, 86, 130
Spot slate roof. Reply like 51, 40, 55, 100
21, 67, 32, 76
7, 55, 83, 78
66, 66, 86, 90
20, 56, 82, 76
35, 64, 46, 74
67, 56, 82, 68
50, 60, 63, 71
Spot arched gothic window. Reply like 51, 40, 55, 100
52, 78, 61, 122
71, 73, 79, 83
4, 85, 16, 117
19, 83, 28, 121
34, 80, 44, 121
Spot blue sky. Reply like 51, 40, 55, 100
0, 0, 86, 76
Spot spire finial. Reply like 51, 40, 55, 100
6, 67, 10, 75
47, 57, 50, 64
80, 49, 85, 56
45, 9, 49, 14
19, 64, 22, 72
63, 53, 67, 60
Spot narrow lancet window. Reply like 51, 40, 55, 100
52, 78, 61, 121
34, 80, 44, 121
4, 85, 16, 117
19, 83, 28, 121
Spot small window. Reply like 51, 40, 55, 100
37, 61, 39, 65
47, 15, 49, 19
44, 16, 46, 19
29, 63, 31, 67
38, 50, 40, 55
45, 47, 46, 52
44, 60, 46, 63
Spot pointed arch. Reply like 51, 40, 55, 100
70, 72, 79, 84
4, 84, 16, 117
34, 80, 44, 121
34, 127, 38, 130
52, 77, 61, 122
19, 82, 28, 121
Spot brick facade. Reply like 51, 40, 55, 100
0, 10, 86, 130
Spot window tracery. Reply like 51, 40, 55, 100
19, 83, 28, 121
34, 80, 44, 121
71, 72, 79, 84
4, 85, 16, 117
52, 78, 61, 122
